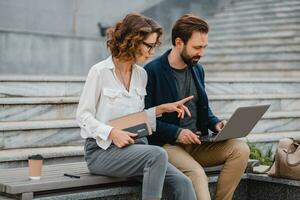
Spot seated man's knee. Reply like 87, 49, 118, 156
230, 140, 250, 158
238, 141, 250, 157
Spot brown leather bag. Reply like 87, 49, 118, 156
268, 138, 300, 180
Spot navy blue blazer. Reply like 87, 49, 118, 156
144, 49, 220, 146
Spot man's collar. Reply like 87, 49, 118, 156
161, 49, 172, 70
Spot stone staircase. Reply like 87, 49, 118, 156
1, 0, 300, 168
202, 0, 300, 152
203, 0, 300, 77
0, 76, 85, 168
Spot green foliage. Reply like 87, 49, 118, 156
247, 142, 273, 166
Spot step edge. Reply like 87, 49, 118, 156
0, 97, 80, 105
0, 75, 86, 82
0, 146, 84, 162
1, 132, 299, 162
244, 131, 300, 143
0, 119, 78, 131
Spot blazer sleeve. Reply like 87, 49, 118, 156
155, 119, 180, 144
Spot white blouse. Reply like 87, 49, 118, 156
76, 56, 156, 150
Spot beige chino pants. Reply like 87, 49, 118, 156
163, 139, 250, 200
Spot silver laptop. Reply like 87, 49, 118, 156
200, 105, 270, 142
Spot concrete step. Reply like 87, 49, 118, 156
0, 92, 300, 122
0, 76, 84, 97
161, 42, 300, 65
0, 146, 83, 169
225, 0, 300, 12
209, 30, 300, 41
209, 23, 300, 37
209, 11, 300, 24
217, 110, 300, 133
2, 93, 299, 122
0, 130, 298, 169
205, 44, 300, 55
161, 36, 300, 51
1, 109, 299, 149
205, 69, 300, 78
232, 0, 300, 7
245, 131, 300, 144
203, 61, 300, 70
205, 77, 300, 95
162, 37, 300, 56
214, 5, 300, 18
0, 119, 82, 149
0, 97, 78, 121
1, 76, 300, 97
209, 36, 300, 47
202, 52, 300, 63
204, 61, 300, 70
211, 18, 300, 33
209, 94, 300, 113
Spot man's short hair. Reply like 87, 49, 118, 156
171, 14, 209, 46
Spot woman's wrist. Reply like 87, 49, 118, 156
108, 128, 117, 140
155, 105, 166, 116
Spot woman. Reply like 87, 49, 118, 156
76, 13, 196, 200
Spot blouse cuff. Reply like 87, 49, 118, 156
94, 124, 113, 141
145, 107, 157, 131
95, 136, 112, 150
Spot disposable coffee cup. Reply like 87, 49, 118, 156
28, 154, 43, 180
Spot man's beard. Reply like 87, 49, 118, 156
180, 46, 201, 66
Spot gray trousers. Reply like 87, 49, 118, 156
85, 138, 196, 200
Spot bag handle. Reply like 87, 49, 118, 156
286, 141, 300, 167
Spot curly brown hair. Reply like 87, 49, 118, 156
106, 13, 163, 62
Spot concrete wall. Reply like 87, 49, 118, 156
0, 0, 230, 75
0, 0, 163, 37
143, 0, 231, 43
0, 30, 107, 75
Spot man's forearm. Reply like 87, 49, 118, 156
156, 119, 181, 144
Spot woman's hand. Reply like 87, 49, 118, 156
156, 96, 193, 119
108, 128, 138, 148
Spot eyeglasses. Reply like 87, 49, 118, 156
142, 41, 157, 53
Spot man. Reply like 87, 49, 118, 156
144, 14, 250, 200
